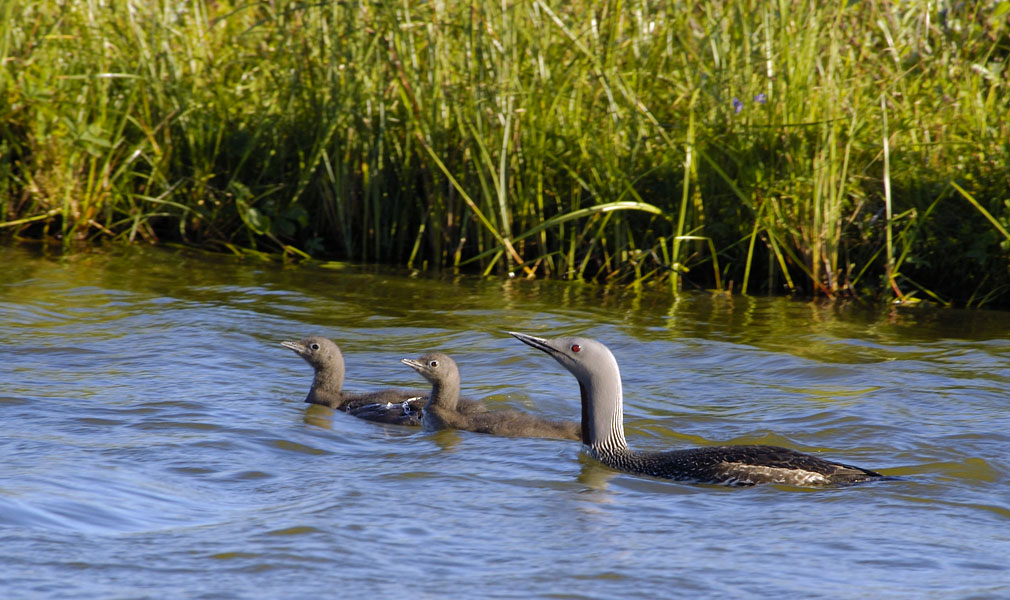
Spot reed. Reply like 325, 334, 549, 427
1, 1, 1008, 305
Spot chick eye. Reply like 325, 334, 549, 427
429, 360, 439, 368
571, 344, 581, 353
310, 343, 320, 351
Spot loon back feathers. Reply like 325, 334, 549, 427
601, 444, 882, 486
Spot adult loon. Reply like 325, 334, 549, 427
510, 332, 885, 486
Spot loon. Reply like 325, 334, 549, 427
509, 332, 885, 486
401, 352, 581, 441
282, 336, 484, 426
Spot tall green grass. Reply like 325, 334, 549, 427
1, 0, 1008, 305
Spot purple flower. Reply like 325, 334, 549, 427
754, 93, 767, 104
732, 97, 744, 114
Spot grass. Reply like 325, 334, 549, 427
1, 0, 1009, 306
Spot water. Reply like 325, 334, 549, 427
1, 244, 1008, 599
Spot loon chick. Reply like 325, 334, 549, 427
282, 336, 427, 426
401, 352, 581, 441
509, 332, 885, 486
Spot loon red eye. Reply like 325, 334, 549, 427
571, 344, 581, 353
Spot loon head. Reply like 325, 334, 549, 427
281, 336, 346, 398
508, 332, 620, 390
281, 336, 344, 372
401, 352, 458, 386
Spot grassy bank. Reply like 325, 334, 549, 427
2, 0, 1008, 305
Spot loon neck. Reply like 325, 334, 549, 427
308, 362, 344, 403
578, 376, 628, 453
428, 378, 460, 412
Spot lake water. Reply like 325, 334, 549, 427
1, 244, 1008, 599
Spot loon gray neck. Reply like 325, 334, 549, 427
428, 374, 460, 412
308, 363, 344, 403
578, 374, 628, 453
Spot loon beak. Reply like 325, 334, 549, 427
401, 357, 425, 373
509, 331, 561, 358
281, 340, 307, 355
